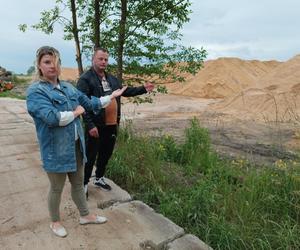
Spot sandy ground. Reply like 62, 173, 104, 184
122, 94, 299, 165
0, 98, 210, 250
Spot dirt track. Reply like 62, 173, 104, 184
122, 94, 299, 165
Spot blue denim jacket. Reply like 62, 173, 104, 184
26, 80, 102, 173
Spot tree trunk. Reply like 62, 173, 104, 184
94, 0, 100, 48
117, 0, 127, 80
70, 0, 83, 75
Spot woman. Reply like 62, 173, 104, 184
26, 46, 126, 237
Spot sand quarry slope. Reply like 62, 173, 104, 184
209, 55, 300, 122
165, 56, 299, 123
60, 67, 79, 81
166, 57, 280, 99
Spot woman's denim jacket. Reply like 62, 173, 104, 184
26, 80, 102, 173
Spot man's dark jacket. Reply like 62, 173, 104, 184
77, 68, 147, 131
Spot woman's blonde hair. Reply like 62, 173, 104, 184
34, 46, 61, 81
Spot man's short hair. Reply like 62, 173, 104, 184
93, 47, 109, 54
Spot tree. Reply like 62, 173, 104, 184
19, 0, 84, 75
78, 0, 207, 86
27, 66, 35, 75
117, 0, 127, 80
94, 0, 100, 47
20, 0, 207, 98
70, 0, 83, 74
113, 0, 207, 84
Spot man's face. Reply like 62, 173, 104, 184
93, 50, 109, 72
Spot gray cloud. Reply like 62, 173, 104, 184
182, 0, 300, 61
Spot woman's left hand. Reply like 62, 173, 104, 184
111, 86, 127, 98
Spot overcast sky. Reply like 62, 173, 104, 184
0, 0, 299, 73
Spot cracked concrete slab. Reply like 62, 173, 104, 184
167, 234, 213, 250
86, 178, 132, 209
107, 200, 185, 249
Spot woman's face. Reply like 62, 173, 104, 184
38, 54, 60, 82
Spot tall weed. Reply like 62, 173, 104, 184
107, 118, 300, 249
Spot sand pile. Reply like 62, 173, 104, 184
212, 55, 300, 122
257, 55, 300, 92
60, 67, 79, 81
166, 58, 280, 98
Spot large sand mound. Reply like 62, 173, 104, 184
166, 57, 280, 98
212, 55, 300, 122
60, 67, 79, 81
257, 54, 300, 92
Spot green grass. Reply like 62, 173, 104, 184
0, 91, 25, 99
107, 118, 300, 249
11, 74, 31, 84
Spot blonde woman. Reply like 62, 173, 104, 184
26, 46, 126, 237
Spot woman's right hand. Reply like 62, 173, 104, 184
88, 127, 99, 138
73, 105, 85, 118
111, 86, 127, 98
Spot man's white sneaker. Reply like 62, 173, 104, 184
93, 177, 112, 191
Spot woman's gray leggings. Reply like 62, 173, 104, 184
46, 142, 89, 222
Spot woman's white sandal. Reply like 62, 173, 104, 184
79, 215, 107, 225
50, 223, 67, 237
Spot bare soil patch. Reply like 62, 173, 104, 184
122, 94, 299, 165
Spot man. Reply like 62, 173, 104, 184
77, 47, 154, 195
